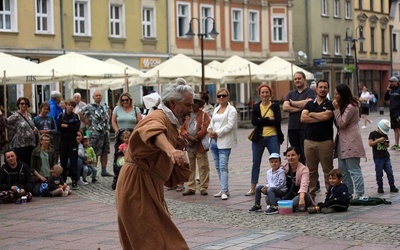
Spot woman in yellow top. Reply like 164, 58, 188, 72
246, 84, 284, 196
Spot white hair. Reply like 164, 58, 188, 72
161, 78, 194, 107
50, 91, 62, 100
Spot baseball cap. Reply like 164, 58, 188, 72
269, 153, 281, 160
389, 76, 398, 82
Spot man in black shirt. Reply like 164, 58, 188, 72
384, 76, 400, 150
301, 80, 334, 199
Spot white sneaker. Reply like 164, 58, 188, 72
361, 125, 367, 129
214, 191, 222, 197
221, 193, 228, 200
77, 180, 88, 185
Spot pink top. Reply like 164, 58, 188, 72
283, 162, 310, 194
118, 143, 128, 153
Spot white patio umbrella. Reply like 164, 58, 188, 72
0, 52, 63, 114
40, 52, 135, 83
212, 55, 276, 84
260, 56, 314, 81
0, 52, 59, 84
68, 58, 142, 91
137, 54, 203, 84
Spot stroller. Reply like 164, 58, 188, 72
111, 128, 133, 190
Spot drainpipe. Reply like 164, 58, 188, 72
166, 0, 170, 58
305, 0, 309, 68
60, 0, 65, 53
390, 24, 393, 75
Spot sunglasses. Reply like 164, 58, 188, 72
121, 99, 130, 103
217, 94, 227, 98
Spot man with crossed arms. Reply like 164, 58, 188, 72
301, 79, 334, 199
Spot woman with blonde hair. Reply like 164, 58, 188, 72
111, 92, 142, 189
208, 88, 237, 200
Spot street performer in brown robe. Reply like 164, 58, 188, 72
115, 78, 194, 249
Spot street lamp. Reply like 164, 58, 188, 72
185, 17, 219, 91
344, 26, 365, 95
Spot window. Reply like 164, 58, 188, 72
322, 35, 329, 54
345, 1, 351, 19
200, 5, 213, 39
0, 0, 17, 32
177, 2, 190, 38
272, 16, 286, 42
35, 0, 53, 33
334, 0, 340, 17
346, 42, 352, 56
109, 4, 124, 38
381, 29, 385, 53
359, 26, 365, 52
231, 9, 243, 41
321, 0, 328, 16
249, 10, 259, 42
393, 33, 397, 51
334, 36, 340, 55
142, 7, 155, 38
74, 0, 91, 36
370, 27, 375, 52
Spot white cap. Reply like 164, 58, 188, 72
143, 92, 161, 110
269, 153, 281, 160
377, 119, 390, 135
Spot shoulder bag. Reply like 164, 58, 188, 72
201, 112, 210, 151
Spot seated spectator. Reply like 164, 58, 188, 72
283, 147, 313, 212
31, 134, 58, 185
0, 149, 33, 203
48, 164, 71, 197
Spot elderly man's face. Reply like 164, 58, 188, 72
170, 92, 193, 125
74, 95, 81, 103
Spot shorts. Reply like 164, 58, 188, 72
361, 106, 369, 115
90, 133, 110, 156
390, 114, 400, 129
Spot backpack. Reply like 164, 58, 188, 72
349, 196, 391, 206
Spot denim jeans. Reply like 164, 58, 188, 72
210, 141, 231, 193
338, 156, 365, 196
254, 185, 287, 207
251, 135, 280, 184
374, 157, 395, 188
288, 130, 306, 164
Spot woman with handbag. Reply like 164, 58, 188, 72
208, 88, 237, 200
246, 84, 284, 196
359, 86, 372, 129
180, 94, 211, 196
7, 97, 39, 168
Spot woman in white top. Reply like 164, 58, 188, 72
359, 86, 372, 128
207, 88, 237, 200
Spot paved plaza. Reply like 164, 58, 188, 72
1, 110, 400, 249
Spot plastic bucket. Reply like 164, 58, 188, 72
277, 200, 293, 214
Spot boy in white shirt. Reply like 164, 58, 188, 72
248, 153, 287, 214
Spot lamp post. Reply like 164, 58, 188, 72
185, 17, 219, 91
344, 26, 365, 95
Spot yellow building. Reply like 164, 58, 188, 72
354, 0, 392, 99
0, 0, 169, 111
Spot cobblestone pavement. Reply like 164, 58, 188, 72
73, 110, 400, 249
2, 110, 400, 249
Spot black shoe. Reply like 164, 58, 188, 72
377, 187, 384, 193
101, 172, 114, 177
390, 186, 399, 193
264, 206, 279, 215
72, 182, 79, 190
248, 205, 262, 212
92, 179, 98, 184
